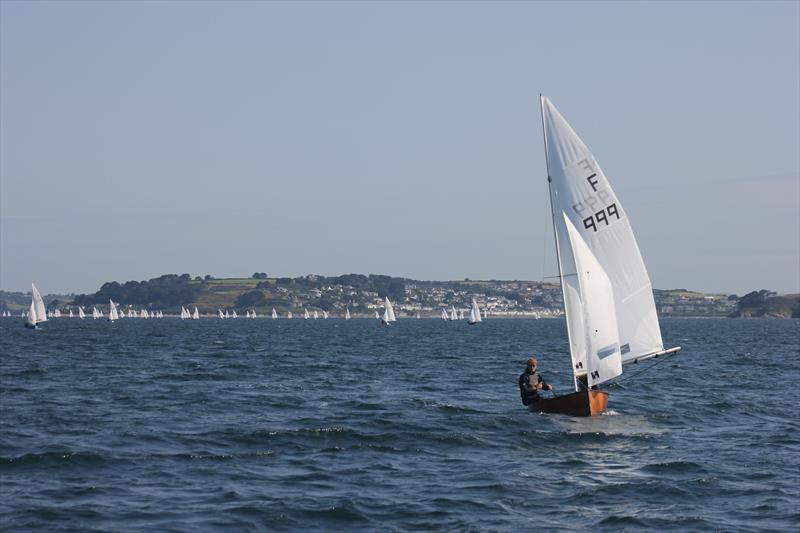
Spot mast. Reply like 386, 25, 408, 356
540, 94, 581, 391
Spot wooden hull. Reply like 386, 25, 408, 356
528, 389, 608, 417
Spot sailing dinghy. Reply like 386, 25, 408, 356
381, 297, 396, 326
108, 300, 119, 322
25, 283, 48, 329
468, 299, 482, 325
532, 95, 681, 416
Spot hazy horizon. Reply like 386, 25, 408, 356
2, 1, 798, 296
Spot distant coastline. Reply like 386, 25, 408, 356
1, 274, 797, 319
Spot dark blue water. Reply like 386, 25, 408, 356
1, 318, 798, 531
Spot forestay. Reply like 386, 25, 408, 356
542, 96, 664, 370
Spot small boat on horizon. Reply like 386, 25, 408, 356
381, 297, 396, 326
24, 283, 48, 329
468, 299, 482, 325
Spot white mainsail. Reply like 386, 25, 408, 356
382, 297, 396, 323
193, 307, 199, 320
441, 309, 448, 320
30, 283, 47, 325
232, 310, 238, 319
469, 299, 482, 323
108, 300, 119, 321
287, 311, 293, 319
541, 95, 679, 390
225, 310, 230, 319
345, 307, 350, 320
449, 306, 458, 321
323, 310, 328, 319
69, 309, 74, 318
542, 95, 663, 367
313, 310, 318, 320
304, 309, 310, 320
272, 308, 277, 320
218, 309, 224, 318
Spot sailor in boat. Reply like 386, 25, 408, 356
517, 357, 553, 406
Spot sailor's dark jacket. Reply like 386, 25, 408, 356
518, 369, 547, 405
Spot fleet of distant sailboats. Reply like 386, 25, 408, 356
9, 288, 494, 324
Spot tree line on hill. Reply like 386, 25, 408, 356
71, 274, 205, 309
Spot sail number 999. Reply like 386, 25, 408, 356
583, 203, 619, 233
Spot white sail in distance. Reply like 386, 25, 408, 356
193, 307, 199, 320
108, 300, 119, 321
345, 307, 350, 320
469, 299, 482, 323
383, 297, 397, 323
541, 95, 664, 366
30, 283, 47, 324
441, 309, 448, 320
272, 308, 277, 320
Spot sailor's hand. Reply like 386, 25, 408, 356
546, 384, 553, 391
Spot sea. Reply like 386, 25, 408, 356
1, 317, 798, 532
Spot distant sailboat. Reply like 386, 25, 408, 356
345, 307, 351, 320
193, 307, 199, 320
374, 310, 380, 320
225, 310, 230, 319
529, 95, 681, 416
246, 310, 251, 318
287, 311, 293, 319
468, 299, 482, 325
108, 300, 119, 322
313, 310, 318, 320
416, 312, 420, 319
272, 308, 277, 320
441, 309, 448, 320
54, 309, 61, 318
24, 283, 48, 329
450, 306, 458, 321
322, 310, 328, 319
218, 309, 224, 319
78, 307, 85, 319
381, 297, 396, 326
304, 309, 310, 320
92, 307, 100, 319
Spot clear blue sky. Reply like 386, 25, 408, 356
1, 0, 798, 295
